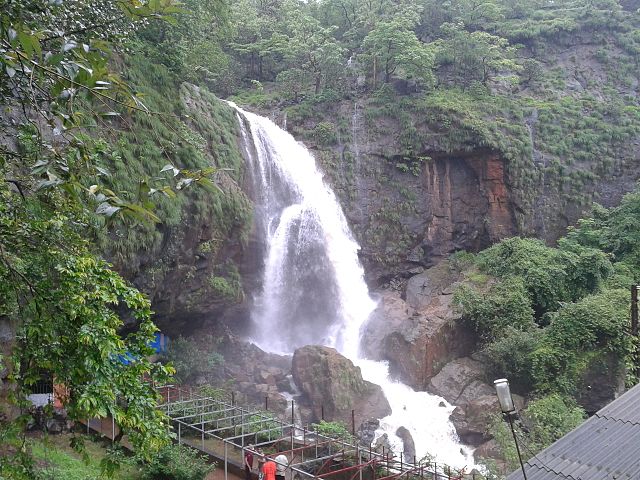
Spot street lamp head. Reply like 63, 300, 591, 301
494, 378, 516, 414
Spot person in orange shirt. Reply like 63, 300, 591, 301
262, 457, 277, 480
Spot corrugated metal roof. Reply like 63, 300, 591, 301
506, 383, 640, 480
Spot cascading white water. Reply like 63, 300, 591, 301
234, 103, 375, 356
232, 103, 474, 469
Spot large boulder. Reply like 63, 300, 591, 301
404, 261, 460, 311
450, 395, 500, 445
395, 426, 416, 461
218, 332, 292, 414
292, 346, 391, 426
426, 355, 528, 447
450, 388, 525, 446
427, 357, 486, 404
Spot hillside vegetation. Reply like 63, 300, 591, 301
453, 186, 640, 467
150, 0, 640, 271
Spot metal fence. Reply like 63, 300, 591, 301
157, 385, 489, 480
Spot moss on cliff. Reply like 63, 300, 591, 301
94, 52, 252, 322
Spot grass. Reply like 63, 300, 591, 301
31, 433, 142, 480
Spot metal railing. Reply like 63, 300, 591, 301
156, 385, 488, 480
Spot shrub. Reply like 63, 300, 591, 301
141, 444, 213, 480
546, 288, 630, 354
162, 336, 224, 384
521, 394, 586, 450
530, 344, 598, 395
312, 421, 354, 442
489, 394, 585, 469
484, 327, 542, 394
476, 237, 570, 317
454, 277, 535, 342
313, 122, 338, 146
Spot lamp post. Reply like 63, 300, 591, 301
494, 378, 528, 480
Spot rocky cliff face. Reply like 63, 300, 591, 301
109, 85, 253, 337
361, 262, 475, 389
269, 36, 640, 286
311, 130, 520, 283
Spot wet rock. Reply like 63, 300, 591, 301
361, 275, 474, 390
427, 357, 485, 404
395, 426, 416, 461
457, 381, 495, 405
474, 439, 502, 459
404, 262, 458, 311
373, 433, 392, 453
358, 418, 380, 446
292, 346, 391, 426
450, 395, 499, 445
217, 333, 292, 413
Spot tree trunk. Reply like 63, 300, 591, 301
0, 316, 19, 421
373, 57, 377, 90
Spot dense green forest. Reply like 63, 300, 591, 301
2, 0, 640, 478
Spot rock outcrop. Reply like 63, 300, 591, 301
395, 426, 416, 461
291, 346, 391, 427
217, 333, 292, 414
361, 262, 475, 389
427, 355, 525, 448
427, 357, 486, 404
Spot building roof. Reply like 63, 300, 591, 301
506, 383, 640, 480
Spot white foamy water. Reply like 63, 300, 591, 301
356, 359, 474, 468
231, 102, 474, 469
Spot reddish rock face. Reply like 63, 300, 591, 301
465, 155, 515, 242
420, 152, 517, 267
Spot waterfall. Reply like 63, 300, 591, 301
234, 103, 375, 356
231, 103, 474, 469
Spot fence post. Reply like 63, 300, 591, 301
241, 410, 245, 447
351, 410, 355, 436
224, 441, 229, 480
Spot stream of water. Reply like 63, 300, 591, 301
231, 103, 474, 469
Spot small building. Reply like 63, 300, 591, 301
507, 382, 640, 480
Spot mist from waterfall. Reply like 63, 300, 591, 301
232, 103, 474, 468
